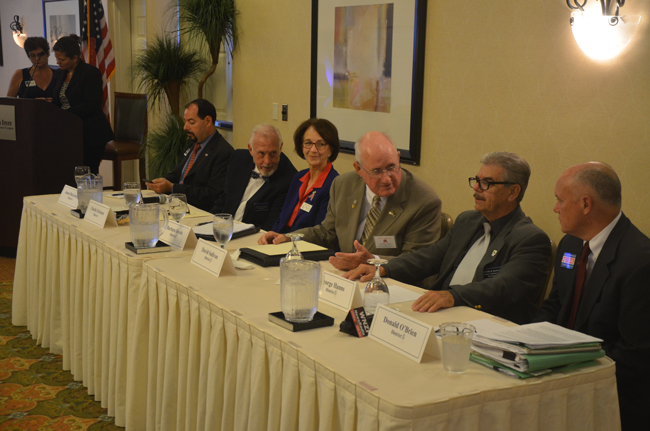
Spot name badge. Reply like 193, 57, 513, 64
374, 235, 396, 249
300, 202, 313, 213
160, 221, 198, 250
26, 80, 36, 87
191, 239, 236, 277
319, 271, 363, 312
561, 253, 576, 269
58, 185, 78, 209
83, 200, 117, 228
368, 304, 440, 363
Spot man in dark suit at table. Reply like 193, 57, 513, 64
259, 131, 442, 270
535, 162, 650, 431
344, 152, 551, 325
147, 99, 234, 212
211, 124, 297, 231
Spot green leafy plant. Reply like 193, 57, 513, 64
131, 33, 204, 115
143, 113, 189, 178
177, 0, 238, 99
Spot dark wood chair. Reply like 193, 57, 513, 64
439, 212, 454, 240
102, 92, 148, 190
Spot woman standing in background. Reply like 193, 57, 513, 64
52, 34, 114, 174
6, 37, 57, 99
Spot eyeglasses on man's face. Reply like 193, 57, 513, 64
28, 52, 47, 60
362, 164, 401, 179
468, 177, 514, 191
302, 140, 328, 150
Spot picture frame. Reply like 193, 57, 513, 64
310, 0, 427, 165
42, 0, 83, 67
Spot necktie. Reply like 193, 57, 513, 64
361, 195, 382, 246
567, 241, 590, 329
251, 171, 269, 182
182, 143, 201, 183
449, 223, 492, 286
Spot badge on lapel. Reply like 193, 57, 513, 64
560, 253, 576, 269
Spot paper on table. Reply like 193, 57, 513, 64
386, 284, 423, 304
193, 221, 256, 236
245, 241, 327, 256
469, 320, 602, 347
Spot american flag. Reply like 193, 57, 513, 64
80, 0, 115, 120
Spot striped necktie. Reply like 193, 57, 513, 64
361, 195, 382, 246
182, 143, 202, 183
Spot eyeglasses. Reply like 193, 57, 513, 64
469, 177, 514, 191
302, 140, 328, 150
362, 164, 401, 179
28, 52, 47, 60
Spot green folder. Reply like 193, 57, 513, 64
523, 349, 605, 372
471, 353, 601, 379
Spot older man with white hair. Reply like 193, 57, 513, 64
259, 131, 441, 269
212, 124, 296, 231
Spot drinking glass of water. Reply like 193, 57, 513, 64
284, 233, 304, 261
123, 182, 142, 206
363, 258, 390, 315
74, 166, 90, 186
440, 322, 476, 374
213, 213, 234, 248
169, 193, 188, 222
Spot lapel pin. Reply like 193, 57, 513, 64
389, 211, 395, 218
491, 250, 497, 257
352, 199, 357, 208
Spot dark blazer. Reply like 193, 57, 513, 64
52, 60, 114, 151
212, 150, 297, 231
386, 207, 552, 324
271, 165, 339, 233
535, 213, 650, 429
165, 131, 234, 212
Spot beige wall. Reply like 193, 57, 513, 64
233, 1, 650, 245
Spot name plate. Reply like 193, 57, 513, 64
319, 271, 363, 312
190, 239, 236, 277
58, 185, 78, 209
368, 304, 439, 363
160, 221, 198, 250
83, 200, 117, 228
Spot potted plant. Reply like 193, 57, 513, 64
177, 0, 238, 99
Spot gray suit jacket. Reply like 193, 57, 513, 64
294, 169, 441, 257
386, 207, 551, 324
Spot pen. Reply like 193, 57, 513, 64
195, 221, 212, 226
111, 192, 124, 197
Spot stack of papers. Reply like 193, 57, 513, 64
468, 320, 605, 379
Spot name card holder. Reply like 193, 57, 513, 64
190, 239, 236, 277
83, 200, 118, 228
319, 271, 363, 312
368, 304, 440, 363
160, 220, 198, 250
58, 185, 78, 209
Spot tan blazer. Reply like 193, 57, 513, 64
294, 169, 441, 257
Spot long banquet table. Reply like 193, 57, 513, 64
13, 194, 622, 430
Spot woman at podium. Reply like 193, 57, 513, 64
52, 35, 114, 174
6, 37, 57, 99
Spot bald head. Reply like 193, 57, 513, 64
353, 131, 402, 197
554, 162, 621, 240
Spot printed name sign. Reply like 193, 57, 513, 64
190, 239, 236, 277
319, 271, 363, 312
160, 221, 198, 250
368, 304, 439, 363
58, 185, 78, 209
83, 200, 117, 228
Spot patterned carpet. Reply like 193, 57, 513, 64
0, 257, 123, 430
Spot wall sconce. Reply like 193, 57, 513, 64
10, 15, 27, 48
567, 0, 641, 60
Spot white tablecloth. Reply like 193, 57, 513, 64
13, 194, 622, 430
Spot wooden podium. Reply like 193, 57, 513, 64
0, 98, 83, 251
